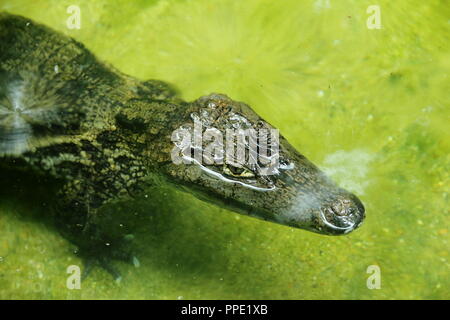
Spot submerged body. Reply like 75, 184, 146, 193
0, 13, 364, 278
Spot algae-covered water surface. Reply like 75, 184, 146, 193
0, 0, 448, 300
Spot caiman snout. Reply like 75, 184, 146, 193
277, 187, 365, 236
318, 194, 365, 235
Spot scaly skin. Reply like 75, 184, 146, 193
0, 13, 365, 279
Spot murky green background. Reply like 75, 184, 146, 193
0, 0, 448, 299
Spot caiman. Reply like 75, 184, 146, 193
0, 13, 365, 280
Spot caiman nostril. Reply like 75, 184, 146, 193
331, 199, 351, 216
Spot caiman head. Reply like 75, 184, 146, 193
160, 94, 365, 235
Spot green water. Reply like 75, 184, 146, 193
0, 0, 448, 299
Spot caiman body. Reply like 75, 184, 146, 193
0, 13, 365, 279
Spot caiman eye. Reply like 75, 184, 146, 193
223, 164, 255, 178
